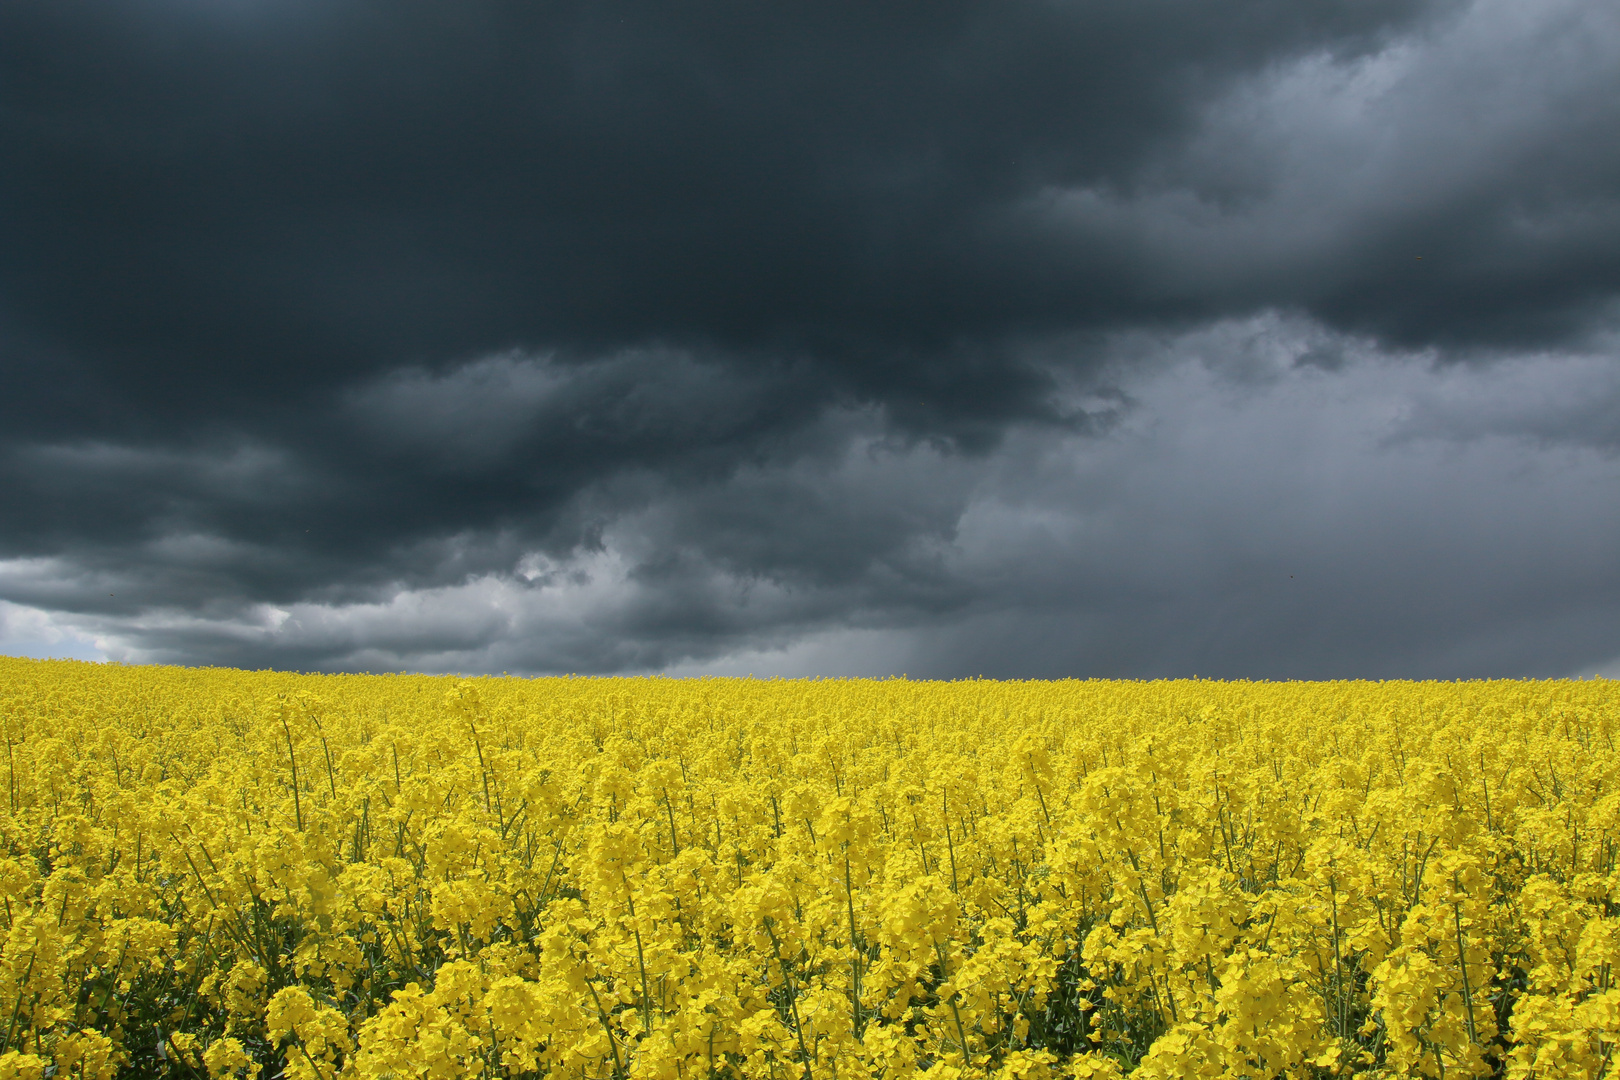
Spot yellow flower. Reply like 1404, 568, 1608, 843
0, 657, 1614, 1079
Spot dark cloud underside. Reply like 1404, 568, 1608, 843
2, 0, 1618, 676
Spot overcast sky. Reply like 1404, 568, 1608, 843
4, 0, 1619, 678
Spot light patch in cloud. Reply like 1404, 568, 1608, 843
1388, 345, 1620, 450
48, 545, 808, 675
0, 601, 107, 663
660, 629, 915, 680
347, 352, 571, 466
1023, 0, 1620, 305
914, 330, 1620, 677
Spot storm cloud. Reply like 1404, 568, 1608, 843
3, 0, 1618, 676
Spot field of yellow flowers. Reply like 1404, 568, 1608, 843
0, 658, 1614, 1079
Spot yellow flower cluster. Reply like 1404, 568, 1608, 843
0, 657, 1614, 1078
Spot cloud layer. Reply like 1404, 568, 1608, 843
2, 0, 1618, 676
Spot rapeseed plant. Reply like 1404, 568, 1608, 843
0, 658, 1613, 1077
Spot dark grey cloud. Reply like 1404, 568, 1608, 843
2, 0, 1619, 676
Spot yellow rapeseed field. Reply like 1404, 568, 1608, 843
0, 658, 1614, 1079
